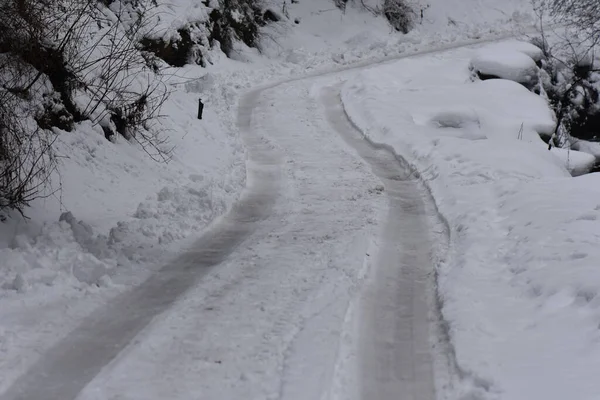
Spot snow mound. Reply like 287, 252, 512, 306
470, 47, 538, 85
0, 214, 118, 292
550, 147, 596, 176
357, 58, 555, 145
572, 140, 600, 163
0, 172, 230, 291
484, 39, 544, 61
469, 40, 543, 88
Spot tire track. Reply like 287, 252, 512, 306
322, 86, 438, 400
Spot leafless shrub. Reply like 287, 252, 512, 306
382, 0, 415, 33
0, 0, 172, 215
335, 0, 415, 33
210, 0, 265, 56
0, 88, 58, 216
531, 0, 600, 146
546, 0, 600, 47
333, 0, 348, 12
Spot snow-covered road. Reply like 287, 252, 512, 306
3, 65, 444, 400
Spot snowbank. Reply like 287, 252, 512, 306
342, 44, 600, 400
573, 140, 600, 163
550, 147, 596, 176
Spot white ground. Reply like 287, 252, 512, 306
3, 1, 600, 400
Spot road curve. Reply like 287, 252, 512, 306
0, 37, 499, 400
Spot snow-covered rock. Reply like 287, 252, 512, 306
550, 147, 596, 176
572, 139, 600, 163
470, 47, 539, 85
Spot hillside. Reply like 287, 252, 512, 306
0, 0, 537, 295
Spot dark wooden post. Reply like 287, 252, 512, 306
198, 99, 204, 120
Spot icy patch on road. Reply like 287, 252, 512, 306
342, 44, 600, 400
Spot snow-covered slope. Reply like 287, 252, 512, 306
0, 0, 539, 296
259, 0, 537, 69
419, 0, 533, 34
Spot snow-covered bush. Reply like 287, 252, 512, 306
210, 0, 265, 56
332, 0, 415, 34
531, 0, 600, 146
0, 86, 57, 216
333, 0, 348, 12
545, 0, 600, 44
140, 29, 198, 67
382, 0, 415, 33
538, 49, 600, 144
135, 0, 266, 66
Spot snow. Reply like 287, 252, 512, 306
0, 47, 246, 395
470, 45, 539, 85
550, 147, 597, 176
115, 0, 212, 41
411, 0, 534, 44
3, 0, 598, 399
481, 39, 545, 61
0, 85, 244, 281
573, 139, 600, 163
0, 0, 542, 297
342, 43, 600, 400
259, 0, 539, 71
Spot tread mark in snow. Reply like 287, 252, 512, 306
322, 86, 437, 400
